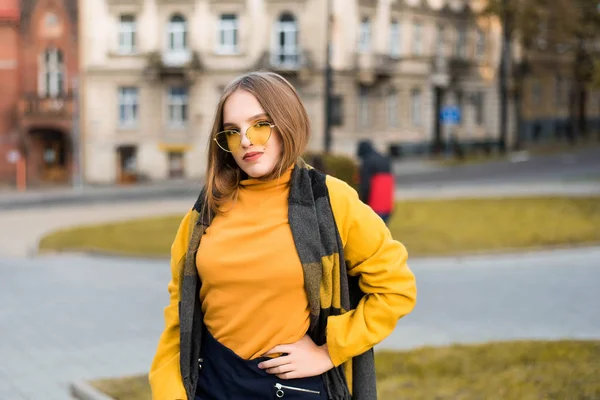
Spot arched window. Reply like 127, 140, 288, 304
389, 19, 401, 57
45, 12, 59, 27
273, 13, 299, 66
39, 48, 65, 98
168, 14, 188, 52
359, 17, 371, 53
118, 15, 136, 54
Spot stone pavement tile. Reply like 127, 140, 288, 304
0, 388, 28, 400
40, 361, 94, 383
10, 376, 70, 400
0, 351, 47, 380
0, 373, 15, 392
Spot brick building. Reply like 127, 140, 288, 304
17, 0, 79, 185
0, 0, 20, 185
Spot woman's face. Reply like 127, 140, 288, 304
222, 89, 283, 178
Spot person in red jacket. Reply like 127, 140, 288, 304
357, 140, 395, 224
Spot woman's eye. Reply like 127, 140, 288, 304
255, 121, 271, 127
225, 130, 239, 136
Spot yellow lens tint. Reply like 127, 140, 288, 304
247, 122, 272, 146
215, 131, 241, 152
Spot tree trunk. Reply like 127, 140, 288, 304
498, 0, 511, 154
512, 87, 523, 150
578, 88, 587, 138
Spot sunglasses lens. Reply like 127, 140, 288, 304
216, 131, 240, 152
247, 122, 272, 146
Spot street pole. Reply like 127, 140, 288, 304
71, 76, 83, 191
498, 0, 510, 153
323, 0, 333, 154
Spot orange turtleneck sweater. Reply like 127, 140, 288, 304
195, 168, 310, 359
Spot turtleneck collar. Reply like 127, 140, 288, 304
239, 166, 293, 191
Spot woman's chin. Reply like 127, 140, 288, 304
243, 165, 269, 179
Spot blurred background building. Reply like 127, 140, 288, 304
0, 0, 599, 186
81, 0, 507, 183
0, 0, 78, 187
0, 0, 20, 185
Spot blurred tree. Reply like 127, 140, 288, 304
594, 59, 600, 88
559, 0, 600, 139
484, 0, 548, 151
484, 0, 600, 147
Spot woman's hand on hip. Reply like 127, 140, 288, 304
258, 335, 334, 379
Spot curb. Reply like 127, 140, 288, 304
70, 381, 115, 400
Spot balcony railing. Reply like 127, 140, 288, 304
162, 49, 192, 67
144, 50, 202, 81
19, 94, 74, 118
355, 52, 398, 85
255, 50, 313, 73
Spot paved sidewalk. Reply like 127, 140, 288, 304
0, 199, 192, 258
0, 180, 199, 210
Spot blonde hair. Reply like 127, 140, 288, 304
203, 71, 311, 217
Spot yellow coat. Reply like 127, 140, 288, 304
149, 175, 417, 399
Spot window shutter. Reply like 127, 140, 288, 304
38, 52, 46, 97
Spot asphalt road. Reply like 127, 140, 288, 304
1, 247, 599, 399
395, 146, 600, 187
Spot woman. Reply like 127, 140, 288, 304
149, 71, 416, 400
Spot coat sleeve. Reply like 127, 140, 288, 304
324, 176, 417, 367
149, 211, 193, 400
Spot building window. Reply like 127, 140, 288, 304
475, 29, 486, 59
218, 14, 239, 54
555, 74, 564, 106
359, 17, 371, 54
45, 12, 59, 26
118, 15, 136, 54
168, 152, 185, 178
413, 21, 423, 55
436, 23, 445, 56
411, 89, 422, 127
358, 86, 370, 129
473, 92, 485, 125
118, 87, 139, 128
387, 88, 398, 128
168, 87, 189, 127
273, 13, 299, 67
39, 48, 65, 98
390, 19, 401, 57
168, 14, 188, 52
457, 25, 467, 58
532, 81, 542, 108
331, 95, 344, 126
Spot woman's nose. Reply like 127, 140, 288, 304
239, 128, 251, 148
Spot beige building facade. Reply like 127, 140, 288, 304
81, 0, 506, 184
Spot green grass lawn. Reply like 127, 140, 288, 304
39, 197, 600, 258
90, 340, 600, 400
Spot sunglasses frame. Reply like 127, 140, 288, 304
213, 122, 276, 153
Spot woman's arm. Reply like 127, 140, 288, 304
325, 176, 417, 367
148, 210, 192, 400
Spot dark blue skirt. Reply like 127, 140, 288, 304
195, 328, 328, 400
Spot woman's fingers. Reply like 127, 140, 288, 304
266, 363, 295, 376
258, 354, 291, 370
